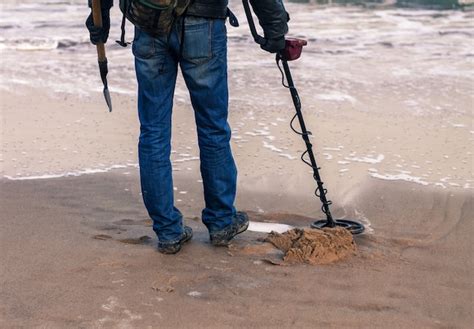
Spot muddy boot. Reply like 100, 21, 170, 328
210, 211, 249, 246
157, 226, 193, 254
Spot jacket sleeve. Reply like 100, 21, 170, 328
88, 0, 113, 10
249, 0, 289, 39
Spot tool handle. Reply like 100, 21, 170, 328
242, 0, 266, 46
92, 0, 107, 62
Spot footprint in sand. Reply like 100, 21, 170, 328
98, 225, 127, 234
93, 234, 113, 240
113, 218, 152, 227
118, 236, 153, 245
92, 234, 153, 245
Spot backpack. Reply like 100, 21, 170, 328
117, 0, 191, 44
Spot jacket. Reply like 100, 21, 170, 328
188, 0, 289, 39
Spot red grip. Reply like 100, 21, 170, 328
282, 38, 308, 61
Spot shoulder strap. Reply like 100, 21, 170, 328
116, 0, 133, 47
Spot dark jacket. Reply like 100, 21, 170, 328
187, 0, 229, 18
187, 0, 289, 39
249, 0, 289, 39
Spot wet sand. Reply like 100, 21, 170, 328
1, 169, 472, 328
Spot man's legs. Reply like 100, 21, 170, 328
179, 17, 237, 233
133, 27, 185, 245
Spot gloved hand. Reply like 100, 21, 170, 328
85, 9, 111, 45
85, 0, 113, 45
261, 36, 286, 54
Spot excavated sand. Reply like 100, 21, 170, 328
265, 227, 356, 265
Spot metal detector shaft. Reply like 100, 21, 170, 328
280, 58, 336, 227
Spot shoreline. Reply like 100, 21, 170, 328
2, 158, 473, 189
1, 86, 472, 192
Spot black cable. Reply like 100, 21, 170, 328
276, 56, 290, 88
290, 113, 304, 135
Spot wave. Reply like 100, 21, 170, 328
0, 37, 88, 51
2, 164, 138, 181
57, 40, 86, 49
0, 24, 21, 29
438, 30, 474, 36
0, 38, 58, 51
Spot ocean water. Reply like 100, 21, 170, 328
0, 0, 473, 102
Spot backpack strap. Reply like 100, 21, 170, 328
116, 0, 133, 47
226, 8, 239, 27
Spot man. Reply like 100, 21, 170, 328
86, 0, 289, 254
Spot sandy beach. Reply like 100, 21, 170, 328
1, 0, 473, 328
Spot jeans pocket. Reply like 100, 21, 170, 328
182, 17, 212, 65
132, 27, 155, 59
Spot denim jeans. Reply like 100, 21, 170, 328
133, 16, 237, 244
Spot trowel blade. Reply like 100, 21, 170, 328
103, 87, 112, 112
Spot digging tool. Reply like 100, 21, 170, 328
92, 0, 112, 112
243, 0, 364, 234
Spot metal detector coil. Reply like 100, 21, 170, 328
243, 0, 365, 235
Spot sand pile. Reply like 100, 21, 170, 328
265, 227, 356, 265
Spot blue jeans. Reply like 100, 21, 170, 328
133, 17, 237, 244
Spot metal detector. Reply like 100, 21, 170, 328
243, 0, 365, 234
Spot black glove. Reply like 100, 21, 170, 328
261, 36, 286, 54
85, 10, 111, 45
85, 0, 113, 45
